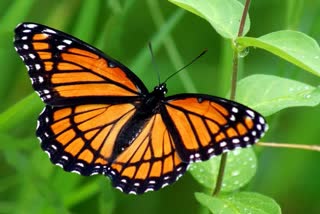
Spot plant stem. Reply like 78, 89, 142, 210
238, 0, 251, 37
257, 142, 320, 152
213, 0, 251, 196
212, 153, 228, 196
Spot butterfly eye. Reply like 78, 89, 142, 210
162, 87, 168, 95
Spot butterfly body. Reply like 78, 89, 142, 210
14, 22, 268, 194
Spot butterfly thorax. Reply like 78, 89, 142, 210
110, 83, 168, 161
143, 83, 167, 113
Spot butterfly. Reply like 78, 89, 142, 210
14, 22, 268, 194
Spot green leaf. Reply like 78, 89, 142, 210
222, 149, 257, 192
189, 148, 257, 192
195, 192, 281, 214
236, 31, 320, 77
168, 0, 250, 39
236, 74, 320, 116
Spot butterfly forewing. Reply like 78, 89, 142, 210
14, 23, 148, 106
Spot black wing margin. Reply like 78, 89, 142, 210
14, 22, 148, 106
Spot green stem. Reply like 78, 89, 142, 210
257, 142, 320, 152
212, 0, 251, 196
212, 152, 228, 196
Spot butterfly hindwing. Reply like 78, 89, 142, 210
37, 103, 137, 176
108, 113, 188, 194
163, 94, 268, 162
14, 22, 148, 106
38, 104, 188, 194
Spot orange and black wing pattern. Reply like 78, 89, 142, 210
106, 113, 188, 194
162, 94, 268, 162
37, 103, 134, 174
37, 104, 187, 194
14, 23, 148, 106
14, 23, 189, 194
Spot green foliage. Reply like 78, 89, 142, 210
0, 0, 319, 214
189, 148, 257, 192
237, 74, 320, 116
195, 192, 281, 214
169, 0, 250, 39
237, 31, 320, 76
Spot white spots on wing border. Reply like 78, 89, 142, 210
251, 131, 257, 136
63, 39, 72, 45
38, 76, 44, 83
207, 148, 214, 154
108, 161, 187, 194
45, 151, 51, 158
29, 53, 36, 59
232, 107, 239, 113
149, 180, 156, 184
19, 55, 25, 61
243, 136, 250, 142
25, 23, 38, 28
43, 28, 57, 34
232, 138, 240, 144
246, 109, 255, 118
220, 141, 227, 147
259, 116, 265, 124
257, 124, 262, 131
57, 45, 66, 50
35, 64, 41, 70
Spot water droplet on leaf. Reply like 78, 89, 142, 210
304, 94, 311, 99
232, 170, 240, 176
238, 48, 249, 58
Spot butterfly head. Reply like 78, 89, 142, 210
153, 83, 167, 97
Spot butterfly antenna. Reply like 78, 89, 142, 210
148, 42, 161, 85
163, 49, 208, 83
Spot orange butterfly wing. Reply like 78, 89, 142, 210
37, 104, 188, 194
14, 23, 148, 106
107, 113, 188, 194
37, 103, 136, 175
163, 94, 268, 162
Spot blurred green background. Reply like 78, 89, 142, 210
0, 0, 319, 213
